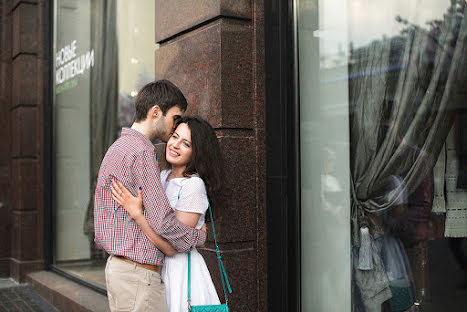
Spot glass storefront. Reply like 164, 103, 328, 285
299, 0, 352, 310
52, 0, 156, 288
299, 0, 467, 311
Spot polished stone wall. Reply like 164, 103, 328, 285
0, 0, 48, 281
0, 0, 12, 278
154, 1, 266, 311
0, 1, 267, 310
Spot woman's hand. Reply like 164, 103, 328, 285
111, 180, 143, 219
112, 180, 177, 256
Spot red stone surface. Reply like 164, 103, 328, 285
0, 201, 9, 259
254, 127, 267, 312
253, 0, 265, 131
154, 142, 170, 170
0, 7, 12, 60
11, 159, 37, 211
215, 136, 256, 242
12, 54, 37, 108
11, 211, 40, 260
200, 248, 257, 312
10, 259, 43, 283
155, 0, 252, 42
12, 3, 38, 57
155, 2, 265, 309
0, 0, 12, 278
12, 1, 38, 11
11, 107, 38, 158
155, 19, 253, 129
2, 0, 45, 283
0, 259, 9, 278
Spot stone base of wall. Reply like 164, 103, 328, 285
27, 271, 110, 312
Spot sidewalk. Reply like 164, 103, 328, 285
0, 279, 57, 312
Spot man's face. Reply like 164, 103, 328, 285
154, 106, 184, 142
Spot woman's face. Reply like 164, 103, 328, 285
166, 123, 193, 168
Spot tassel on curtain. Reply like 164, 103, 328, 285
350, 1, 467, 309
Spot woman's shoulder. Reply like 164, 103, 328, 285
181, 174, 206, 193
176, 175, 209, 213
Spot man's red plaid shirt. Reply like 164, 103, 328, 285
94, 128, 206, 265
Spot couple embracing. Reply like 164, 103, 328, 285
94, 80, 228, 312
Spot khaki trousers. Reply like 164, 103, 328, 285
105, 255, 166, 312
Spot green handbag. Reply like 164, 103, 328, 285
188, 199, 232, 312
189, 303, 229, 312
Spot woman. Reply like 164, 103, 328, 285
111, 116, 224, 312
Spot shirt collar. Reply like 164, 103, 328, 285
121, 127, 155, 149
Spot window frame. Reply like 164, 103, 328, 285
265, 0, 301, 311
45, 0, 107, 295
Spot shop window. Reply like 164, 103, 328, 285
299, 0, 467, 310
53, 0, 156, 288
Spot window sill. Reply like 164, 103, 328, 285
27, 271, 109, 312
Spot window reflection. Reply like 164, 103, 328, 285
349, 0, 467, 311
300, 0, 467, 310
53, 0, 156, 288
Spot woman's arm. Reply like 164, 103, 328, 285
175, 210, 202, 228
111, 180, 179, 256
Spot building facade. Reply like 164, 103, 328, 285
1, 0, 467, 311
1, 0, 268, 311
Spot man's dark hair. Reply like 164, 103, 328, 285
134, 80, 188, 122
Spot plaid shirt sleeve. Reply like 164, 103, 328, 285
134, 148, 207, 252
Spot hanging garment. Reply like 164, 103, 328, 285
457, 112, 467, 188
433, 123, 467, 237
353, 238, 393, 312
397, 171, 445, 246
445, 125, 467, 237
432, 144, 447, 214
381, 235, 416, 312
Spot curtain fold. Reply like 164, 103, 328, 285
350, 1, 467, 309
83, 0, 119, 260
350, 1, 467, 223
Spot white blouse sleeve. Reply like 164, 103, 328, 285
175, 177, 209, 214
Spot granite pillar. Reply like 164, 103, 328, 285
155, 1, 266, 311
6, 0, 48, 282
0, 0, 12, 278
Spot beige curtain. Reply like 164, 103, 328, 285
83, 0, 119, 261
349, 1, 467, 309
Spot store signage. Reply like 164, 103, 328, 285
55, 40, 94, 92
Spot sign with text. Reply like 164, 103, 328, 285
55, 40, 94, 93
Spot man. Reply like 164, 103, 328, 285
94, 80, 206, 311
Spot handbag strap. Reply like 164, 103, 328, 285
187, 197, 232, 307
188, 251, 192, 303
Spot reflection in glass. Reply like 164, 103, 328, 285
299, 0, 467, 310
299, 0, 352, 311
349, 1, 467, 310
116, 0, 156, 129
53, 0, 156, 288
54, 0, 94, 279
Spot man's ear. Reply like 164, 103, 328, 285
147, 105, 162, 120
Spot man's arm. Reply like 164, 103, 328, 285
134, 149, 206, 252
133, 214, 179, 256
111, 179, 208, 256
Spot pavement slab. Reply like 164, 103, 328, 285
0, 280, 57, 312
